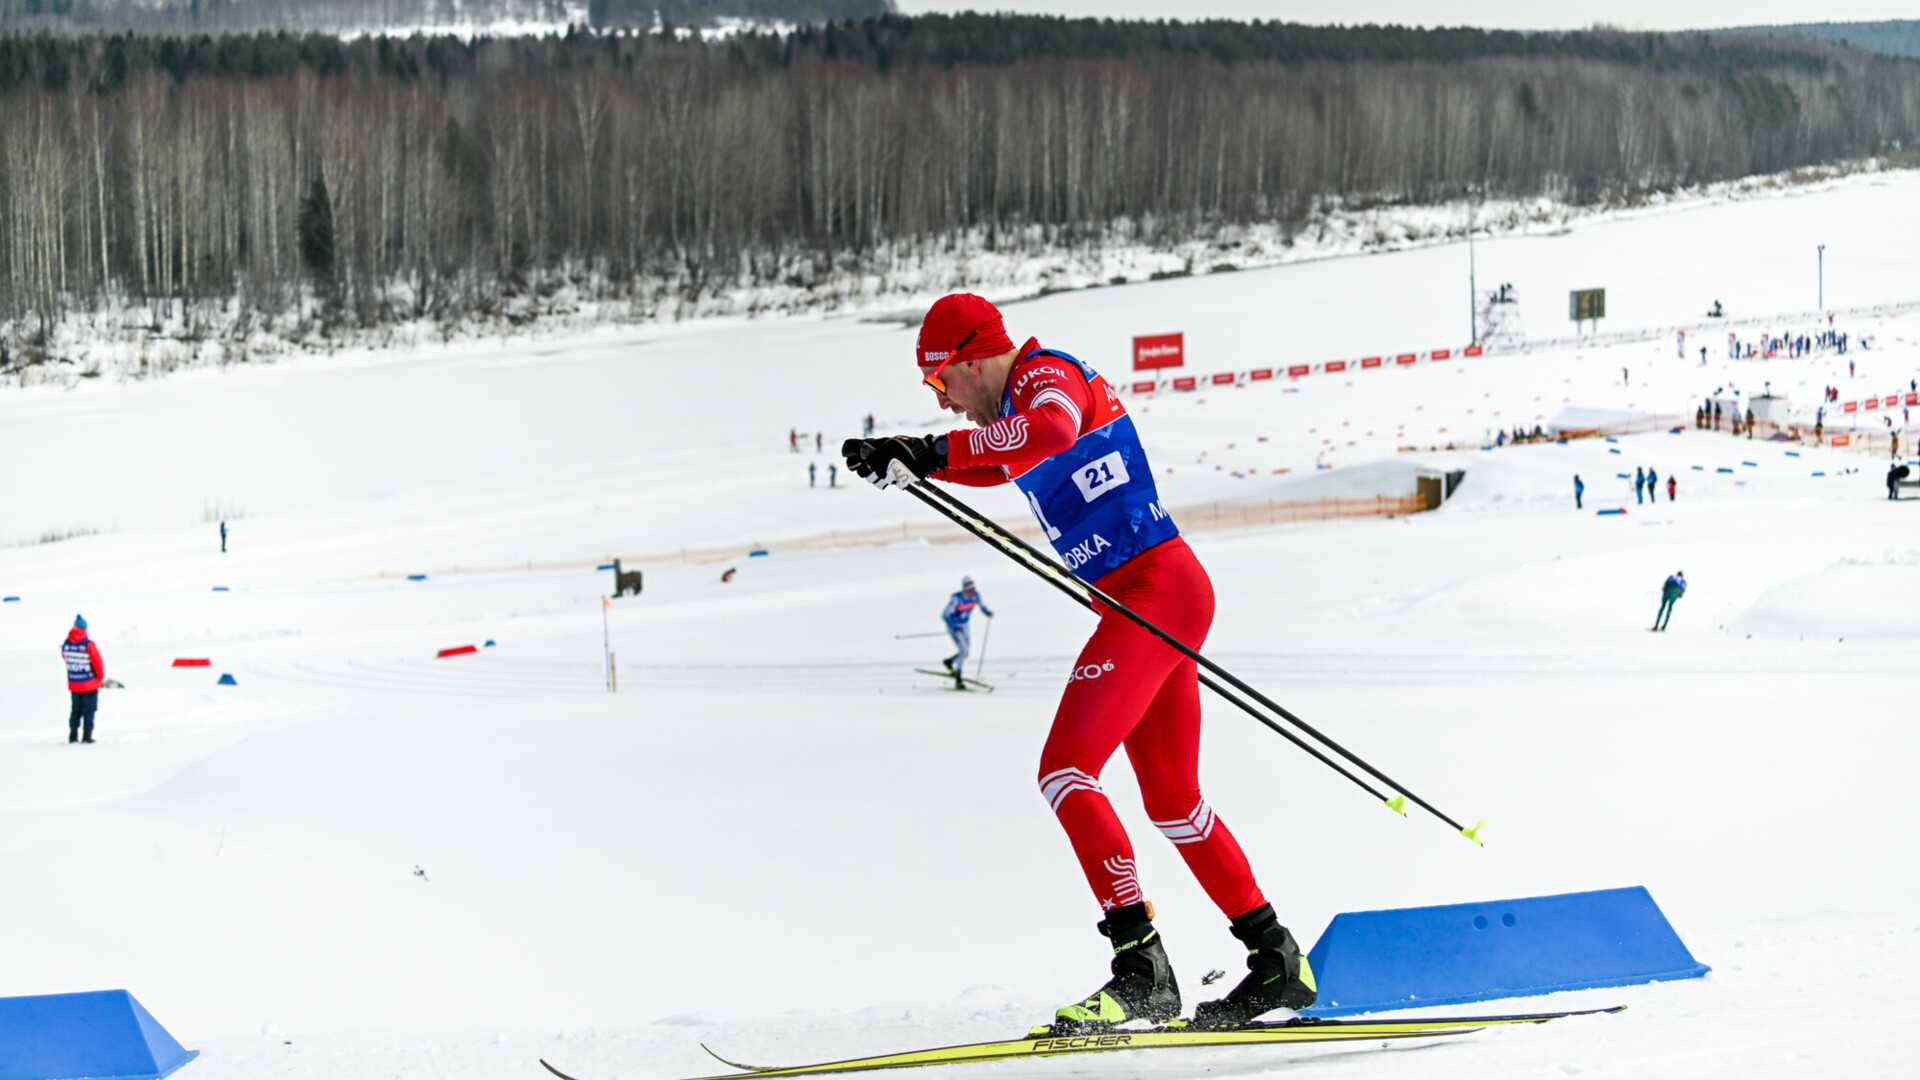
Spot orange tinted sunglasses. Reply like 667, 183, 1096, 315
922, 331, 976, 395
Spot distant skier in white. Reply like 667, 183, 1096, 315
940, 576, 992, 689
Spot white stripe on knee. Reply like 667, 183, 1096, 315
1039, 766, 1105, 812
1151, 798, 1216, 845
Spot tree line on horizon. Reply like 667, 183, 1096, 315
0, 16, 1916, 349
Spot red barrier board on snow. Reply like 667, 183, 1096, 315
1464, 344, 1485, 357
1430, 348, 1452, 361
171, 658, 211, 668
1832, 434, 1852, 447
1888, 395, 1902, 407
1325, 360, 1348, 373
1287, 365, 1311, 378
1865, 398, 1879, 410
1133, 332, 1185, 371
1844, 402, 1858, 412
437, 644, 479, 659
1249, 368, 1274, 381
1361, 356, 1383, 369
1131, 380, 1157, 394
1172, 376, 1198, 391
1395, 353, 1418, 365
1908, 393, 1919, 406
1210, 372, 1236, 386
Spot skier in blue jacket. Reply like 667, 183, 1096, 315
941, 576, 993, 687
1654, 571, 1686, 632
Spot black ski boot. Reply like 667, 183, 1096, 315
1044, 902, 1181, 1035
1191, 903, 1316, 1029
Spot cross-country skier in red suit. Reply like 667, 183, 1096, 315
842, 294, 1315, 1033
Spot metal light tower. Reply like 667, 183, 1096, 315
1817, 244, 1825, 310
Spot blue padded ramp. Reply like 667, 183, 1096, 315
1305, 886, 1708, 1016
0, 989, 198, 1080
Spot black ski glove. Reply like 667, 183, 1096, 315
842, 435, 947, 489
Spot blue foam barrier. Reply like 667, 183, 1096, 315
1812, 471, 1826, 477
1614, 472, 1630, 479
595, 563, 616, 571
1668, 427, 1684, 434
211, 586, 230, 592
1607, 447, 1621, 454
1741, 461, 1758, 467
0, 989, 198, 1080
748, 549, 770, 558
1784, 451, 1801, 458
406, 574, 429, 581
1304, 886, 1708, 1017
217, 673, 237, 686
1690, 464, 1704, 471
1716, 467, 1735, 474
1603, 436, 1618, 443
484, 639, 496, 648
2, 596, 17, 603
1596, 508, 1627, 516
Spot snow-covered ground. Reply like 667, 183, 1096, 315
2, 174, 1919, 1078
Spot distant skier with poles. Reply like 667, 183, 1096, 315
940, 575, 993, 689
1653, 571, 1686, 632
842, 293, 1317, 1034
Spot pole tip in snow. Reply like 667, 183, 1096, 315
1384, 795, 1408, 817
1460, 819, 1487, 847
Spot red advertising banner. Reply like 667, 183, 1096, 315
1172, 376, 1198, 391
1210, 372, 1236, 386
1844, 401, 1858, 413
1130, 381, 1157, 395
1133, 332, 1185, 371
1908, 393, 1919, 406
1361, 356, 1384, 369
1464, 344, 1485, 357
1325, 360, 1348, 373
1865, 397, 1879, 410
1287, 365, 1311, 378
1888, 395, 1901, 407
1249, 368, 1274, 381
1430, 348, 1452, 361
1395, 353, 1418, 365
1832, 434, 1852, 446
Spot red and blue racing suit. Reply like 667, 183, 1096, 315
933, 340, 1266, 919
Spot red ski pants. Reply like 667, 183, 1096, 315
1036, 537, 1267, 919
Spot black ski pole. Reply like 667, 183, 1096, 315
903, 482, 1391, 803
974, 614, 994, 682
902, 478, 1482, 844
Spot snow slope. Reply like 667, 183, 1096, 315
2, 173, 1919, 1079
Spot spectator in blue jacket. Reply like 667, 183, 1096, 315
1573, 473, 1584, 510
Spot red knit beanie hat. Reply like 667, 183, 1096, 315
916, 294, 1014, 371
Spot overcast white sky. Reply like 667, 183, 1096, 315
893, 2, 1913, 33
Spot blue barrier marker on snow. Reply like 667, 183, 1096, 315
406, 574, 429, 581
595, 563, 616, 571
749, 549, 770, 558
1741, 461, 1758, 467
1812, 471, 1826, 477
1716, 467, 1735, 474
1596, 508, 1628, 516
0, 989, 198, 1080
2, 596, 17, 603
1604, 436, 1618, 443
1607, 447, 1622, 455
1785, 451, 1801, 458
211, 586, 230, 592
1690, 465, 1705, 471
1303, 886, 1709, 1017
1615, 472, 1630, 479
217, 673, 237, 686
484, 639, 496, 648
